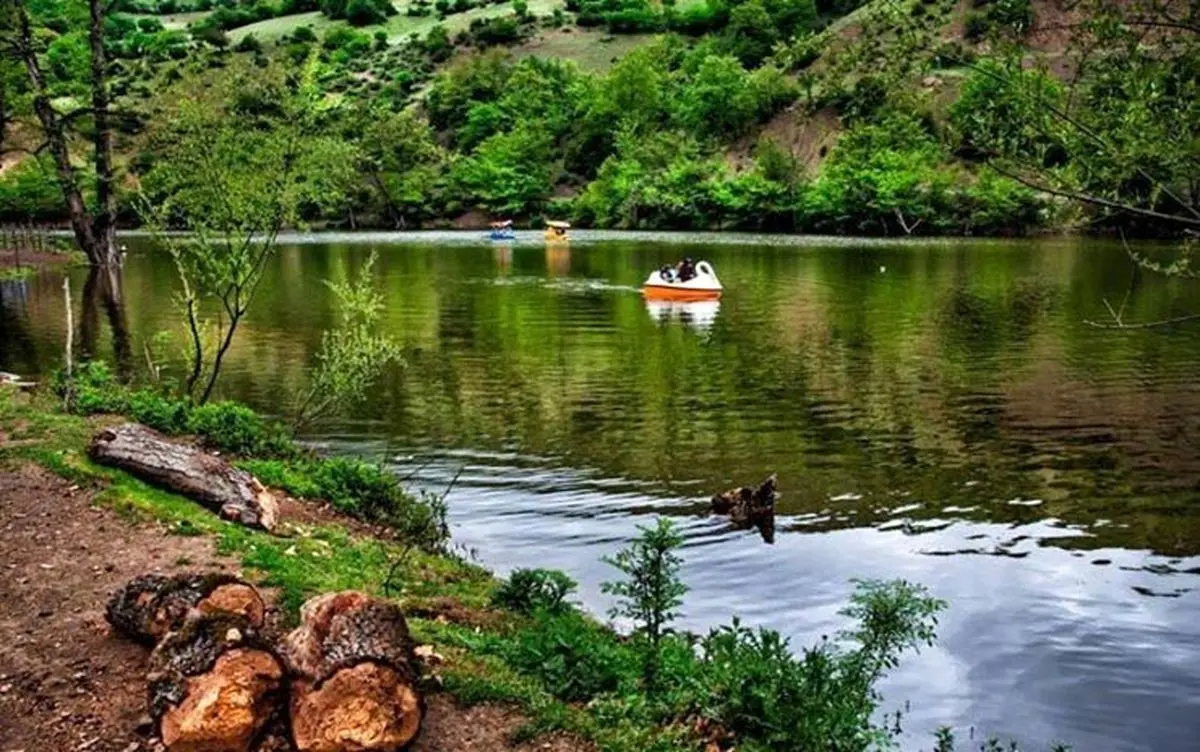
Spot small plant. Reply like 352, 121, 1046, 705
292, 251, 402, 432
187, 401, 294, 456
492, 568, 578, 614
682, 580, 947, 752
602, 518, 688, 693
499, 610, 635, 702
126, 389, 191, 433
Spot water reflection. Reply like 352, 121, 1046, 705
3, 233, 1199, 750
644, 298, 721, 331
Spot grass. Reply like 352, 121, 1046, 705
0, 385, 634, 746
229, 0, 563, 42
510, 27, 656, 72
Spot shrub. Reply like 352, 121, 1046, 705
500, 611, 635, 701
682, 580, 946, 752
602, 518, 688, 693
964, 10, 989, 39
291, 25, 317, 43
234, 33, 262, 53
187, 401, 293, 456
126, 390, 191, 433
492, 568, 578, 614
55, 361, 125, 415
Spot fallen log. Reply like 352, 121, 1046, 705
283, 592, 424, 752
106, 573, 267, 646
711, 474, 777, 543
89, 423, 278, 531
148, 614, 285, 752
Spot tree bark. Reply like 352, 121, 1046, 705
88, 424, 279, 531
148, 614, 285, 752
87, 0, 118, 266
8, 0, 119, 267
106, 572, 267, 646
283, 592, 424, 752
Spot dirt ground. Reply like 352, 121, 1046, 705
0, 463, 586, 752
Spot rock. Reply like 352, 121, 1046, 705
283, 592, 423, 751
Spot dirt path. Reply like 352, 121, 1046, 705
0, 463, 586, 752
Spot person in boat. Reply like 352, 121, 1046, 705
675, 257, 697, 283
659, 264, 677, 282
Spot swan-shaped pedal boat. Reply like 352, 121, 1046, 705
642, 260, 722, 301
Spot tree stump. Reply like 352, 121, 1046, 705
106, 573, 267, 646
88, 423, 278, 531
148, 614, 285, 752
282, 592, 424, 752
711, 474, 777, 543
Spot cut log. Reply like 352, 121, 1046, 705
106, 573, 266, 646
148, 614, 285, 752
711, 474, 777, 543
89, 423, 278, 531
283, 592, 424, 752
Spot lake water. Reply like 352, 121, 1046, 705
4, 231, 1199, 750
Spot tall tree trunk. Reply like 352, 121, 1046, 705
9, 0, 117, 267
87, 0, 118, 267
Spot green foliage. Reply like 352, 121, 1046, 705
602, 518, 688, 692
492, 568, 578, 614
188, 401, 293, 456
500, 610, 636, 701
125, 389, 192, 434
0, 157, 71, 222
681, 580, 946, 752
140, 58, 353, 403
292, 251, 402, 431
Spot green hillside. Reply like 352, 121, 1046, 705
2, 0, 1196, 239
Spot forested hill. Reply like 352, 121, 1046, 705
1, 0, 1196, 236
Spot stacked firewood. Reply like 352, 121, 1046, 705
106, 575, 424, 752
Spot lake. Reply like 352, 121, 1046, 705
3, 231, 1199, 750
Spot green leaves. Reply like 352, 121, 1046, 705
492, 568, 579, 614
293, 251, 402, 431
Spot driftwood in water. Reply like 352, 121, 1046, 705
106, 573, 266, 646
282, 592, 424, 752
711, 474, 777, 543
148, 614, 285, 752
88, 423, 278, 531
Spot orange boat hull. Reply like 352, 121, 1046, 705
642, 285, 722, 301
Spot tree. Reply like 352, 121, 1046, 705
1, 0, 121, 266
140, 60, 348, 403
946, 1, 1199, 323
601, 517, 688, 692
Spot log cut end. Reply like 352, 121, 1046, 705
160, 647, 284, 752
284, 592, 424, 751
148, 614, 285, 751
291, 663, 423, 752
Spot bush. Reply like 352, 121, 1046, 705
492, 568, 578, 614
187, 401, 293, 456
126, 390, 191, 433
681, 580, 946, 751
55, 361, 125, 415
500, 611, 635, 702
291, 25, 317, 43
964, 10, 989, 39
234, 33, 262, 53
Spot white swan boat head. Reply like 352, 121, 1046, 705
643, 260, 722, 300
